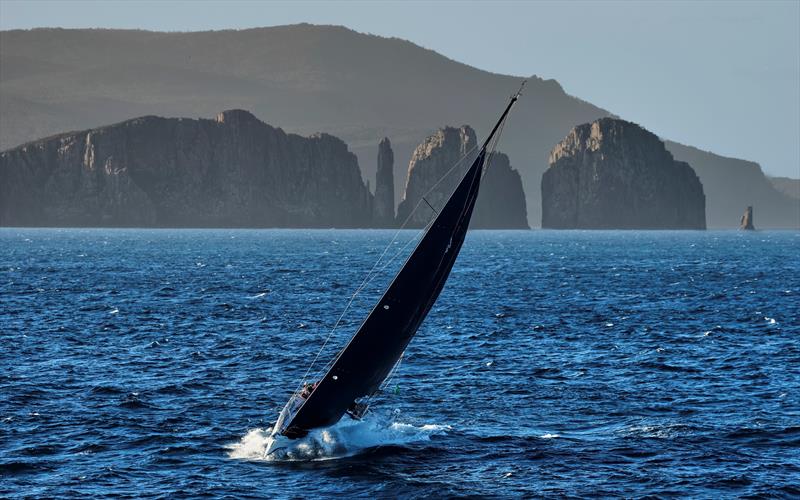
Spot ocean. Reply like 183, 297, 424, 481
1, 229, 798, 497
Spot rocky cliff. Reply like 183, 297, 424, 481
372, 137, 395, 227
472, 152, 529, 229
3, 26, 796, 227
396, 126, 528, 229
542, 118, 706, 229
0, 110, 373, 227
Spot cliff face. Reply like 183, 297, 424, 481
0, 110, 373, 227
396, 125, 528, 229
397, 126, 478, 227
542, 118, 706, 229
0, 26, 609, 229
372, 137, 395, 227
473, 152, 529, 229
2, 26, 797, 227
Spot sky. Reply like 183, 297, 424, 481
1, 0, 799, 178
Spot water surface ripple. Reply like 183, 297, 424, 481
1, 229, 798, 497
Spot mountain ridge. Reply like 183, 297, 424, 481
1, 24, 797, 227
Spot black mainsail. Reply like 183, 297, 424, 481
271, 86, 523, 441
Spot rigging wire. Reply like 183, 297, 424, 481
289, 141, 481, 399
290, 81, 525, 402
365, 108, 514, 409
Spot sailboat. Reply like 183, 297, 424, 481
265, 83, 524, 456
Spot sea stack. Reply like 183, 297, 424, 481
0, 110, 373, 227
740, 206, 755, 230
373, 137, 395, 227
396, 125, 528, 228
397, 126, 478, 227
541, 118, 706, 229
472, 151, 528, 229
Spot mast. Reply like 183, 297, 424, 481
276, 83, 525, 439
481, 80, 525, 151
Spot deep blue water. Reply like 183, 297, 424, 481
1, 229, 799, 498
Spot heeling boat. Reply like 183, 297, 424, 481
266, 84, 524, 455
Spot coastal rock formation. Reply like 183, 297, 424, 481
372, 138, 395, 227
3, 26, 798, 227
395, 126, 527, 229
397, 126, 478, 227
0, 110, 373, 227
542, 118, 706, 229
740, 206, 755, 230
472, 151, 529, 229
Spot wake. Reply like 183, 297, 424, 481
227, 412, 449, 462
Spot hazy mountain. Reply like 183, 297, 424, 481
666, 143, 799, 228
769, 176, 800, 200
1, 24, 797, 227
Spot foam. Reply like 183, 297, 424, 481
227, 413, 449, 462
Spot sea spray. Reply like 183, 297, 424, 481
227, 413, 449, 462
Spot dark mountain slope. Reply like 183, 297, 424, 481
667, 142, 799, 228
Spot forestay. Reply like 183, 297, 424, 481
275, 85, 524, 439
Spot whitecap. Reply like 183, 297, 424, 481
621, 423, 691, 439
227, 413, 449, 462
540, 433, 559, 439
249, 292, 267, 299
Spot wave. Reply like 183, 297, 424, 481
227, 413, 449, 462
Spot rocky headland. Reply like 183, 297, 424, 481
395, 125, 528, 229
0, 113, 529, 229
541, 118, 706, 229
2, 26, 797, 227
0, 110, 374, 227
